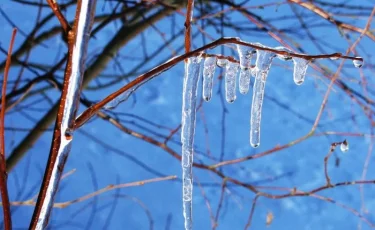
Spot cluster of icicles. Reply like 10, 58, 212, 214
180, 43, 362, 230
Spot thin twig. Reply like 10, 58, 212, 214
8, 175, 176, 208
0, 28, 17, 230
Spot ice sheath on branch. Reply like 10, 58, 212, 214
29, 0, 97, 229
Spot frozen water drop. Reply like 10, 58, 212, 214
353, 58, 363, 68
330, 57, 339, 60
340, 140, 349, 152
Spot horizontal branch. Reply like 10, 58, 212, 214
75, 37, 362, 128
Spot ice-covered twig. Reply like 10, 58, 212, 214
75, 37, 362, 128
29, 1, 97, 229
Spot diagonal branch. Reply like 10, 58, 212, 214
0, 28, 17, 230
29, 0, 97, 228
288, 0, 375, 41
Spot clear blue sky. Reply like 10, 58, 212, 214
1, 0, 375, 229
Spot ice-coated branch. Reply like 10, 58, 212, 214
75, 37, 362, 129
29, 0, 97, 229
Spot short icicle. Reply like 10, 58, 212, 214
202, 56, 217, 101
250, 49, 276, 148
236, 45, 255, 94
225, 61, 239, 103
181, 56, 202, 230
292, 57, 309, 85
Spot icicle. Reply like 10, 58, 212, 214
236, 45, 255, 94
202, 56, 217, 101
292, 57, 309, 85
353, 58, 363, 68
181, 56, 202, 230
250, 50, 276, 148
225, 61, 239, 103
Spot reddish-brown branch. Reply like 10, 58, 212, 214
47, 0, 71, 34
244, 195, 260, 229
29, 0, 97, 228
184, 0, 194, 53
0, 28, 17, 230
289, 0, 375, 41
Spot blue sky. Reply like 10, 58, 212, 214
1, 0, 375, 229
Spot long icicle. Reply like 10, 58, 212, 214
181, 56, 201, 230
250, 50, 275, 148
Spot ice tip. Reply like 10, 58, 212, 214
294, 79, 304, 85
340, 139, 349, 152
203, 96, 211, 102
251, 142, 260, 148
227, 98, 236, 103
353, 57, 363, 68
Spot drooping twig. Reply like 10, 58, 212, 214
0, 27, 17, 230
29, 0, 97, 229
8, 175, 176, 208
75, 37, 361, 129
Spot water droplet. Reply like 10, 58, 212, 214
330, 57, 339, 60
340, 139, 349, 152
353, 58, 363, 68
